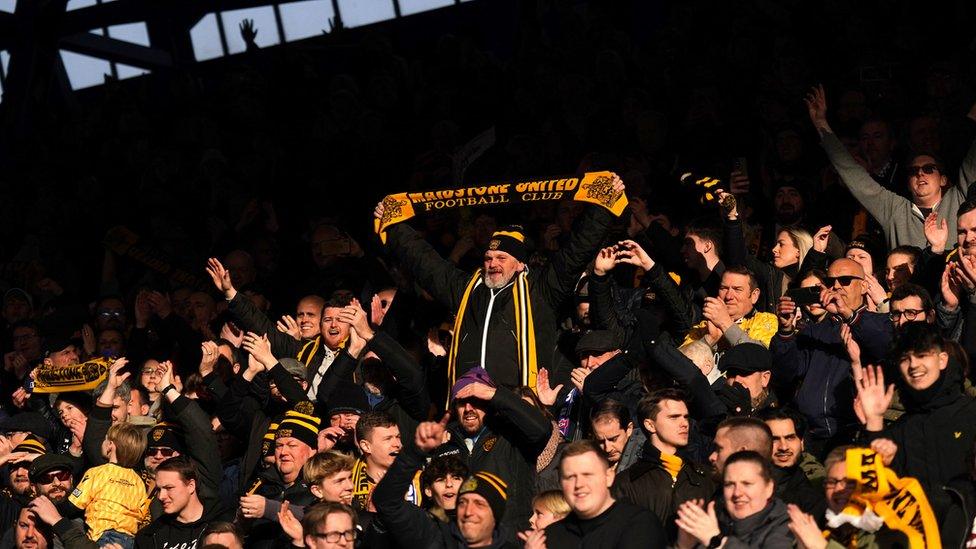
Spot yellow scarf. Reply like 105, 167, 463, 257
447, 269, 537, 402
32, 357, 112, 393
660, 452, 683, 483
841, 448, 940, 548
374, 171, 628, 243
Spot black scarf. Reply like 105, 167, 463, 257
898, 357, 964, 412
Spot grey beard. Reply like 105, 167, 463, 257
483, 274, 513, 289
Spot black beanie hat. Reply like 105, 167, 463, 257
459, 471, 508, 522
486, 226, 527, 263
275, 409, 321, 450
147, 422, 186, 453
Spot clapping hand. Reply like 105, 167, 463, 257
242, 332, 276, 369
535, 368, 563, 407
276, 315, 301, 341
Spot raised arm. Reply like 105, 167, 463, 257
157, 360, 222, 500
373, 416, 450, 546
207, 257, 303, 358
805, 85, 902, 226
375, 202, 471, 310
537, 175, 623, 307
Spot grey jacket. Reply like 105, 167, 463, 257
821, 131, 976, 248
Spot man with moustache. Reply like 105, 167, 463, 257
0, 437, 45, 539
429, 368, 550, 535
760, 408, 826, 517
22, 455, 96, 549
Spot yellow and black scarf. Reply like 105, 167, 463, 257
837, 448, 940, 548
447, 269, 537, 399
32, 357, 113, 393
375, 171, 628, 243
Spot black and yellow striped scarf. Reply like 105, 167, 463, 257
447, 269, 537, 399
351, 458, 422, 511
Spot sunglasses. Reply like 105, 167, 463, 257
824, 275, 862, 287
147, 447, 176, 458
909, 163, 939, 176
38, 470, 71, 483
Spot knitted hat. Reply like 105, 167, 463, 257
13, 434, 46, 455
459, 471, 508, 521
450, 367, 495, 401
486, 226, 527, 263
146, 422, 185, 453
261, 421, 280, 457
275, 409, 321, 450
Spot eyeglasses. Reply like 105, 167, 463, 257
909, 163, 939, 176
38, 470, 72, 483
97, 310, 124, 318
147, 447, 176, 458
824, 275, 863, 287
824, 478, 851, 489
311, 530, 357, 542
890, 309, 925, 321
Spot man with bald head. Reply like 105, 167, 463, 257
770, 258, 894, 458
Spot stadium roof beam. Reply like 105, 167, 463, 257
60, 31, 173, 68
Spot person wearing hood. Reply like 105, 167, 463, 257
134, 456, 234, 549
675, 450, 793, 548
857, 322, 976, 548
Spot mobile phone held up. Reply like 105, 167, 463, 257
785, 286, 822, 307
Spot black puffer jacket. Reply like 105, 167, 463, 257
612, 443, 713, 541
384, 206, 611, 390
867, 357, 976, 549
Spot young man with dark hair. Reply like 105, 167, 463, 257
301, 502, 359, 549
539, 440, 664, 547
889, 283, 936, 329
857, 322, 976, 547
135, 457, 234, 549
420, 455, 469, 520
200, 521, 244, 549
351, 411, 406, 512
612, 389, 712, 541
759, 408, 826, 518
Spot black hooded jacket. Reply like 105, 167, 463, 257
134, 499, 235, 549
867, 357, 976, 548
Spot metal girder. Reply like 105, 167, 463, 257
60, 31, 173, 68
60, 0, 288, 36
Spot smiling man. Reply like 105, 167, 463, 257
859, 322, 976, 547
544, 440, 664, 547
680, 267, 779, 359
806, 85, 976, 249
207, 257, 351, 401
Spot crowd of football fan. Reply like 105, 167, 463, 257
3, 80, 976, 548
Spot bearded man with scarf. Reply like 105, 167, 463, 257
858, 322, 976, 548
373, 175, 624, 395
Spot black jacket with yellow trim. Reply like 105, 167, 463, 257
384, 206, 612, 390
